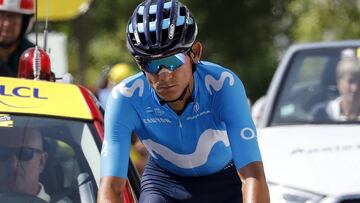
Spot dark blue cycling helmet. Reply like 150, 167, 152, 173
126, 0, 198, 62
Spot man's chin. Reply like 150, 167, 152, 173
0, 39, 19, 48
158, 94, 181, 102
0, 184, 21, 193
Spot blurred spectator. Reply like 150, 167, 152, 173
0, 0, 35, 77
130, 133, 148, 175
313, 48, 360, 121
97, 63, 137, 109
251, 95, 267, 126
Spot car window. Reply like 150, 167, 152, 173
296, 56, 326, 84
0, 114, 99, 203
270, 47, 360, 125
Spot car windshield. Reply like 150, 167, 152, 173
271, 46, 360, 126
0, 114, 100, 203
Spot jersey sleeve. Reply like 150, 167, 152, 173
100, 89, 138, 178
214, 71, 262, 170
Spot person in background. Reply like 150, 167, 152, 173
97, 63, 137, 109
130, 132, 148, 175
0, 127, 49, 201
0, 0, 35, 77
0, 127, 72, 203
313, 48, 360, 121
251, 95, 267, 127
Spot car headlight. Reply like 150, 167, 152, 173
268, 182, 325, 203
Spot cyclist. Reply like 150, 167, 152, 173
98, 0, 270, 202
0, 0, 35, 77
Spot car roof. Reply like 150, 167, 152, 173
289, 39, 360, 51
0, 76, 95, 120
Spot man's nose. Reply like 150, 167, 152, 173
0, 18, 11, 27
157, 67, 173, 81
8, 154, 21, 167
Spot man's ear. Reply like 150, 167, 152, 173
39, 152, 48, 172
190, 41, 202, 63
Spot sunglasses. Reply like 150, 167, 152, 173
0, 146, 43, 161
139, 53, 187, 74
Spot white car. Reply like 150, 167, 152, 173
257, 40, 360, 203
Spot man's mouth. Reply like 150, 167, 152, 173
157, 84, 176, 90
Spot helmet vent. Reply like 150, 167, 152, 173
149, 13, 157, 22
163, 8, 170, 19
179, 6, 186, 16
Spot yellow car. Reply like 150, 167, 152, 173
0, 76, 139, 203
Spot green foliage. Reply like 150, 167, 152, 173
59, 0, 360, 101
287, 0, 360, 42
183, 0, 286, 100
52, 0, 287, 100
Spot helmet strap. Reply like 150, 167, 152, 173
187, 49, 198, 73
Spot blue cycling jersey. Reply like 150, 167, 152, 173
100, 61, 262, 178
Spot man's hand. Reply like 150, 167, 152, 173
97, 176, 126, 203
238, 161, 270, 203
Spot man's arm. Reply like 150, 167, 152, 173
238, 161, 270, 203
97, 176, 127, 203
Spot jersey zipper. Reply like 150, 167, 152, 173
178, 118, 182, 128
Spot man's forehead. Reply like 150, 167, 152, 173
0, 10, 22, 17
0, 127, 42, 144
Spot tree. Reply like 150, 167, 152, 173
56, 0, 289, 100
184, 0, 288, 100
285, 0, 360, 42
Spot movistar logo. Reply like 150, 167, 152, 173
205, 71, 234, 95
142, 129, 230, 169
112, 79, 144, 99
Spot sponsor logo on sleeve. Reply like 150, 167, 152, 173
112, 79, 144, 99
240, 128, 256, 140
205, 71, 234, 95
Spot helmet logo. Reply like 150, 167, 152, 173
4, 0, 18, 9
1, 0, 34, 14
186, 10, 190, 24
134, 30, 141, 46
169, 24, 175, 39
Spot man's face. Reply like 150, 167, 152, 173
0, 128, 47, 195
0, 11, 23, 47
144, 54, 194, 101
